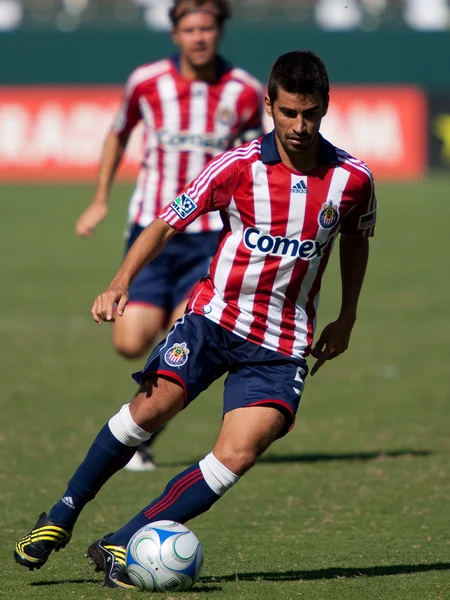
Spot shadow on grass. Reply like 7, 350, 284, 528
28, 563, 449, 589
30, 579, 221, 592
258, 449, 432, 464
202, 562, 450, 583
30, 578, 98, 586
156, 449, 432, 469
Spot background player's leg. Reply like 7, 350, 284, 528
113, 227, 172, 360
170, 299, 189, 323
113, 303, 167, 359
104, 405, 287, 547
47, 376, 185, 529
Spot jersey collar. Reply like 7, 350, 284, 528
170, 54, 233, 80
261, 130, 339, 165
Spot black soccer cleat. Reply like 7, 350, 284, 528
87, 535, 134, 589
14, 512, 72, 570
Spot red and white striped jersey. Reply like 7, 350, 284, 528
113, 55, 263, 233
159, 131, 376, 359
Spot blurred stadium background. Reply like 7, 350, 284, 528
0, 0, 449, 180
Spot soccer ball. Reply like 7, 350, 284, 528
125, 520, 204, 592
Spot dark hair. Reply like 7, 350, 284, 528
268, 51, 330, 107
169, 0, 231, 27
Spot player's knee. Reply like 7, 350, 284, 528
199, 452, 240, 496
129, 377, 185, 432
214, 447, 258, 476
108, 403, 152, 446
114, 337, 150, 360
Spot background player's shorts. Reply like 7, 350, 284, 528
132, 313, 308, 434
126, 224, 219, 313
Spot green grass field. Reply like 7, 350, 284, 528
1, 177, 450, 600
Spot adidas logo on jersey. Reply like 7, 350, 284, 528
291, 180, 308, 194
62, 496, 75, 510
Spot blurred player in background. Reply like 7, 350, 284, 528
75, 0, 263, 470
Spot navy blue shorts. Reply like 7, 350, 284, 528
126, 225, 219, 313
132, 313, 308, 434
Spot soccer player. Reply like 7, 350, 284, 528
15, 50, 376, 588
75, 0, 262, 470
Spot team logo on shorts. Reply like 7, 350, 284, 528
164, 342, 190, 368
170, 193, 198, 220
318, 200, 340, 230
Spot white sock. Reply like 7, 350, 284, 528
199, 452, 240, 496
108, 404, 151, 447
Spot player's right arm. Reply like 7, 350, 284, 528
91, 218, 177, 324
91, 144, 243, 324
75, 130, 130, 237
75, 70, 142, 237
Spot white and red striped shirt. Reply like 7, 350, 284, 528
159, 131, 376, 359
113, 55, 263, 233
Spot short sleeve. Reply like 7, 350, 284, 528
340, 171, 377, 237
236, 86, 264, 142
158, 150, 237, 232
111, 74, 142, 137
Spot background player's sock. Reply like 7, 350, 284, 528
108, 452, 239, 547
125, 425, 166, 472
48, 404, 151, 528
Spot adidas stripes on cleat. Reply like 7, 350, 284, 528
14, 512, 72, 570
87, 535, 134, 589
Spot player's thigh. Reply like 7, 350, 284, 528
113, 304, 167, 355
130, 375, 185, 432
223, 358, 307, 434
212, 406, 287, 476
132, 313, 228, 406
215, 355, 308, 474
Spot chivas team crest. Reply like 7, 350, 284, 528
164, 342, 190, 368
217, 107, 235, 125
318, 200, 340, 230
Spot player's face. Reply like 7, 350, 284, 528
266, 88, 328, 155
172, 11, 221, 69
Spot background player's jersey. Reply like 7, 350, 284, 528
159, 131, 376, 359
113, 55, 263, 234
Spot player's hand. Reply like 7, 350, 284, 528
91, 282, 129, 325
310, 318, 355, 376
75, 202, 108, 237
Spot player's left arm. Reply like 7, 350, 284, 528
311, 170, 376, 376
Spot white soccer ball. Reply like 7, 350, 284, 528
125, 520, 204, 592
